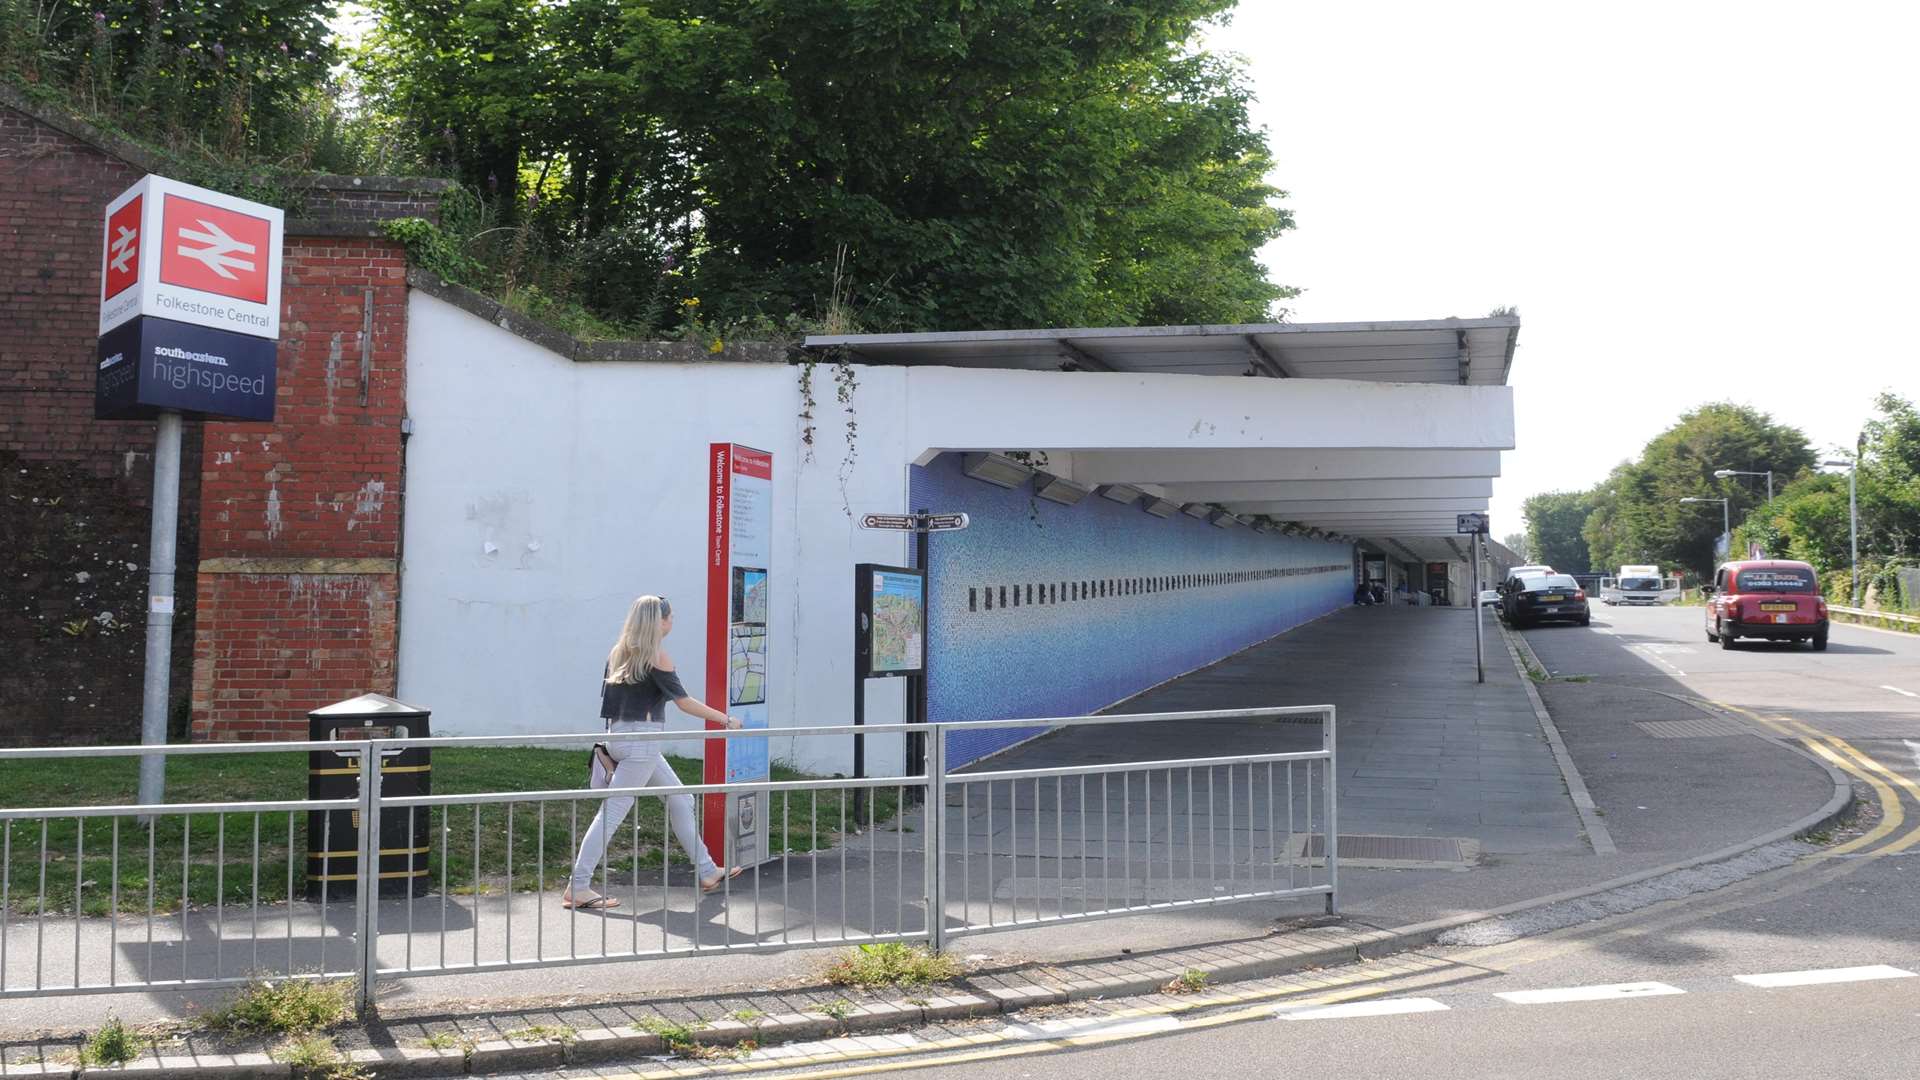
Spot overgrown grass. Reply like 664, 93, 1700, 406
823, 943, 962, 989
79, 1016, 140, 1067
0, 748, 896, 915
273, 1034, 368, 1080
201, 980, 352, 1035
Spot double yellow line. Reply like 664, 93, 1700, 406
1714, 701, 1920, 857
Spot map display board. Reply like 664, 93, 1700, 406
704, 444, 773, 867
856, 565, 926, 678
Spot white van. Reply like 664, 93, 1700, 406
1601, 565, 1678, 605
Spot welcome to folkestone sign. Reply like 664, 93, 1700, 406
96, 174, 285, 808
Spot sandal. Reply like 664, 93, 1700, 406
562, 892, 620, 910
700, 867, 745, 894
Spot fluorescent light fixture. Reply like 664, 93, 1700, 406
1033, 471, 1093, 506
1181, 502, 1212, 519
1096, 483, 1144, 505
1208, 510, 1240, 528
961, 452, 1034, 489
1142, 497, 1178, 518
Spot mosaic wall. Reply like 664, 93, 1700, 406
909, 453, 1353, 767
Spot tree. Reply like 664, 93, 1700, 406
357, 0, 1294, 332
3, 1, 339, 159
1501, 532, 1528, 560
1581, 403, 1815, 579
1522, 491, 1594, 573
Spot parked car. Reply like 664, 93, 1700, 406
1498, 567, 1555, 599
1705, 560, 1828, 650
1478, 588, 1503, 607
1505, 573, 1591, 627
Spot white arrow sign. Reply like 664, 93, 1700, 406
176, 218, 256, 280
109, 224, 138, 275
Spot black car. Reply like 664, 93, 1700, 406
1505, 573, 1591, 627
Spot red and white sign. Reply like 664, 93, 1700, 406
98, 175, 283, 340
103, 195, 142, 302
703, 443, 774, 869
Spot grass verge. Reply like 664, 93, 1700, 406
78, 1016, 140, 1067
0, 748, 897, 915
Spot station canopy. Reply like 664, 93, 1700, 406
803, 316, 1519, 544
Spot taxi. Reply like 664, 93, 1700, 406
1704, 559, 1829, 650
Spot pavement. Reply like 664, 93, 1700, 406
0, 603, 1872, 1077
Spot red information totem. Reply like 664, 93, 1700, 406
703, 444, 773, 868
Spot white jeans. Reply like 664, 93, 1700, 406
569, 739, 718, 892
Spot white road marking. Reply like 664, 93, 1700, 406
1909, 740, 1920, 772
1734, 965, 1916, 988
1003, 1015, 1181, 1040
1881, 685, 1919, 698
1495, 982, 1684, 1005
1275, 998, 1450, 1020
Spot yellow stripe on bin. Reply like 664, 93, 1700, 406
307, 765, 431, 776
307, 846, 431, 858
307, 869, 430, 882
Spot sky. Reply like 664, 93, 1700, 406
1206, 1, 1917, 538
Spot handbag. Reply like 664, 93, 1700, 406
588, 742, 617, 789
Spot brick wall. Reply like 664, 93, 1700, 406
191, 235, 412, 740
0, 105, 203, 743
1, 91, 446, 744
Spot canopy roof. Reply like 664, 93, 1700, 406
804, 316, 1520, 386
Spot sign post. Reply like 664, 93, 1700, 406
1458, 513, 1490, 684
854, 511, 963, 813
96, 175, 285, 810
705, 444, 774, 869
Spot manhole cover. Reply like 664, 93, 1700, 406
1290, 834, 1478, 870
1634, 717, 1751, 739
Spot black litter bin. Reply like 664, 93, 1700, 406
306, 693, 432, 900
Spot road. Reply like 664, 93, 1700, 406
642, 608, 1920, 1080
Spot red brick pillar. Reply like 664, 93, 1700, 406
190, 235, 411, 741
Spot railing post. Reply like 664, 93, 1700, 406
355, 741, 382, 1016
924, 724, 946, 954
1322, 707, 1339, 915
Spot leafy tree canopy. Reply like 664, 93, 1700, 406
1581, 403, 1814, 579
1521, 490, 1593, 574
356, 0, 1295, 333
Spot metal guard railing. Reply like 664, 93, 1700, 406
0, 707, 1337, 1013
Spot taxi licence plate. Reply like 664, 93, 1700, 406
1760, 603, 1796, 612
1539, 594, 1565, 602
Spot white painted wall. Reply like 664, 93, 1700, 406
398, 292, 913, 775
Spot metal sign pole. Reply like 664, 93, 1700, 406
1472, 531, 1484, 684
136, 409, 183, 810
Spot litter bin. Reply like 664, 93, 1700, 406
306, 693, 432, 900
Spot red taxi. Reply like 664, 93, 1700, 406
1704, 559, 1829, 651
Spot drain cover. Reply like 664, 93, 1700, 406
1291, 834, 1478, 870
1635, 717, 1751, 739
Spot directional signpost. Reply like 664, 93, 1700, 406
853, 510, 969, 809
1458, 513, 1490, 683
96, 174, 284, 809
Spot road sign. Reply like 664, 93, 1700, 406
99, 174, 284, 339
1457, 512, 1489, 535
860, 512, 971, 533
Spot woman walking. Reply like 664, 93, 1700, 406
566, 595, 743, 909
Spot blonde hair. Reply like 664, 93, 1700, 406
606, 596, 671, 684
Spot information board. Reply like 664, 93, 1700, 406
704, 443, 773, 867
855, 565, 926, 678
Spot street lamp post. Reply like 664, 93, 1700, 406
1679, 496, 1730, 560
1712, 468, 1773, 504
1821, 459, 1860, 606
